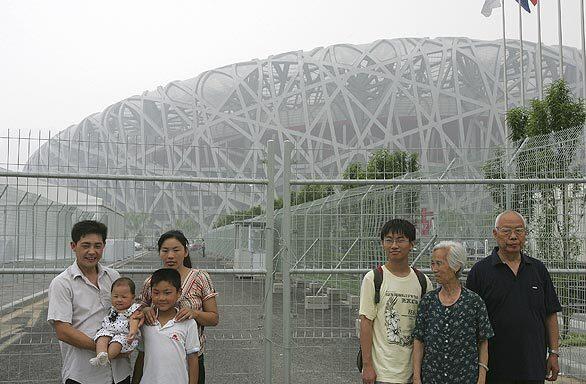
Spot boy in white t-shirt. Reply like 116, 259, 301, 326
359, 219, 432, 384
132, 268, 200, 384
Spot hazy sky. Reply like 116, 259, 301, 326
1, 0, 584, 140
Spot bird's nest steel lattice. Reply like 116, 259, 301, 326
25, 37, 585, 233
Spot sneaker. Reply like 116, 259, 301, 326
89, 351, 109, 367
97, 351, 109, 366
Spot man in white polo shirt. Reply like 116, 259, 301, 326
48, 220, 130, 384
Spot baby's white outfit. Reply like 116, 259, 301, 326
94, 302, 141, 353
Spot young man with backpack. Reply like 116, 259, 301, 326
359, 219, 432, 384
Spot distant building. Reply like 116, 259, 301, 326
0, 168, 129, 261
25, 37, 585, 233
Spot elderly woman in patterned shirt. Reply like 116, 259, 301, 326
412, 241, 494, 384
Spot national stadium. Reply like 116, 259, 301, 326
24, 37, 586, 233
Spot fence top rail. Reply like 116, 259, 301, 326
2, 268, 584, 275
0, 170, 268, 185
0, 268, 267, 274
289, 268, 586, 275
291, 178, 586, 186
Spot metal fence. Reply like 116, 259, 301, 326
0, 135, 277, 384
274, 126, 586, 384
1, 128, 586, 383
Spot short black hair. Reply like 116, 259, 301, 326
380, 219, 416, 242
151, 268, 181, 292
111, 277, 136, 295
71, 220, 108, 243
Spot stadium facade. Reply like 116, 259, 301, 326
25, 37, 586, 233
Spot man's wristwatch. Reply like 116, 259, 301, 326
548, 348, 560, 357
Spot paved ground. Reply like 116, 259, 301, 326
0, 250, 584, 383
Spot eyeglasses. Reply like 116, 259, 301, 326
383, 237, 410, 245
495, 227, 526, 236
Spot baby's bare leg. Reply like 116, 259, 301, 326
95, 336, 111, 354
107, 341, 123, 360
90, 336, 112, 366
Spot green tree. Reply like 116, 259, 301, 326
341, 150, 419, 190
213, 204, 263, 228
340, 149, 421, 217
506, 107, 530, 141
366, 149, 419, 179
367, 149, 420, 217
506, 80, 585, 140
484, 79, 586, 338
341, 162, 366, 191
292, 184, 334, 205
274, 196, 284, 210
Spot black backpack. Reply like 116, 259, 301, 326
356, 266, 427, 372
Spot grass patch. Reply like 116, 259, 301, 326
560, 333, 586, 347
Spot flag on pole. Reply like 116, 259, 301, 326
482, 0, 501, 17
516, 0, 532, 13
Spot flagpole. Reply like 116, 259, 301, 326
581, 0, 586, 98
536, 0, 543, 98
558, 0, 564, 79
580, 0, 586, 160
503, 0, 511, 210
519, 0, 526, 107
502, 0, 509, 111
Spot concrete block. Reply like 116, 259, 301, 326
344, 294, 360, 307
305, 282, 322, 295
273, 282, 283, 293
305, 295, 330, 310
327, 288, 345, 303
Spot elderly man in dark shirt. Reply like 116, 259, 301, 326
466, 210, 562, 384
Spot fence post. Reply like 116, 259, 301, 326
264, 140, 275, 384
282, 140, 293, 384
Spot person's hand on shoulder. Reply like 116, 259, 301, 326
131, 309, 143, 318
142, 306, 156, 325
175, 307, 194, 322
131, 309, 145, 328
